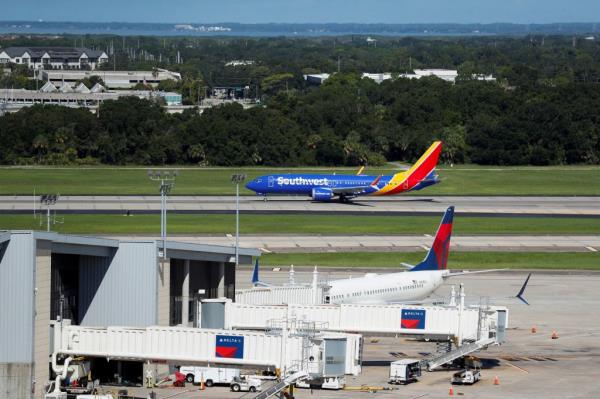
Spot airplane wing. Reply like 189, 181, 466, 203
331, 175, 382, 196
445, 269, 508, 276
387, 273, 532, 306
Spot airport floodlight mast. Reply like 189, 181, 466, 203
231, 173, 247, 267
39, 194, 59, 232
148, 170, 178, 259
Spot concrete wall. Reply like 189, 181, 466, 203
0, 363, 32, 399
157, 256, 170, 326
33, 240, 52, 399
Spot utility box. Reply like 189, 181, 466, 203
389, 359, 422, 384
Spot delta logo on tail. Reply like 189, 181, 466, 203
245, 141, 443, 202
410, 206, 454, 272
215, 335, 244, 359
401, 309, 426, 329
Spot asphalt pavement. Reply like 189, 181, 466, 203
108, 234, 600, 252
1, 195, 598, 216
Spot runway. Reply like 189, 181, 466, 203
108, 234, 600, 252
1, 195, 598, 216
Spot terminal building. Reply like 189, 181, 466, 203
0, 230, 259, 399
0, 47, 108, 70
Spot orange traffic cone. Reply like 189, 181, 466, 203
493, 376, 500, 385
531, 326, 537, 333
449, 386, 454, 396
200, 375, 205, 390
551, 330, 559, 339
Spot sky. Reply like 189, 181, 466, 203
3, 0, 600, 24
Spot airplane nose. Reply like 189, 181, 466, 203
245, 181, 256, 191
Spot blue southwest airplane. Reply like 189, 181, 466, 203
246, 141, 443, 202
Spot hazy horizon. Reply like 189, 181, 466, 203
3, 0, 600, 25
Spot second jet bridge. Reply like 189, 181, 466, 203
205, 300, 508, 344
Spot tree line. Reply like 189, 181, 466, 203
1, 74, 599, 166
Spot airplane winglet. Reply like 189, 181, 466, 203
516, 273, 531, 305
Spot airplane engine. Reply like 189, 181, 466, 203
312, 187, 334, 201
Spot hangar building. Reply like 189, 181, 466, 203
0, 230, 259, 399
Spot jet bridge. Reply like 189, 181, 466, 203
49, 320, 361, 377
219, 301, 507, 344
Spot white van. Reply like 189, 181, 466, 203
178, 366, 240, 386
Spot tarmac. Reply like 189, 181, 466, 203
1, 195, 599, 216
105, 271, 600, 399
109, 234, 600, 252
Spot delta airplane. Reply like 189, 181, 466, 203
245, 141, 443, 202
252, 206, 530, 305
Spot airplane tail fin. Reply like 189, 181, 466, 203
252, 258, 260, 286
411, 206, 454, 272
380, 141, 443, 195
401, 140, 442, 186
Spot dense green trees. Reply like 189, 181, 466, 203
2, 75, 600, 166
2, 34, 600, 165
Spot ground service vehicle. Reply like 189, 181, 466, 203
389, 359, 422, 384
230, 376, 262, 392
178, 366, 240, 386
451, 369, 481, 385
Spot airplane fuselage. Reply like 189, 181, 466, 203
246, 172, 439, 198
326, 270, 447, 304
247, 174, 388, 196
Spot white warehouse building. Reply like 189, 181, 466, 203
39, 69, 182, 89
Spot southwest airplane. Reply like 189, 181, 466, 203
245, 141, 443, 202
252, 206, 530, 305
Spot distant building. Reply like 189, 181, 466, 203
361, 72, 394, 84
411, 69, 459, 82
0, 87, 183, 109
225, 60, 255, 67
39, 69, 182, 89
0, 47, 108, 70
303, 73, 331, 85
362, 69, 494, 84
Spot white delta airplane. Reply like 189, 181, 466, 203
252, 206, 530, 305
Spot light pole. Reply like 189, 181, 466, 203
148, 170, 178, 259
40, 194, 59, 232
230, 173, 246, 267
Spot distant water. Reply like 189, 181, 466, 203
0, 21, 595, 37
0, 23, 493, 38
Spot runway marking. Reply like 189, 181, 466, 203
421, 245, 430, 251
585, 246, 597, 252
260, 247, 272, 253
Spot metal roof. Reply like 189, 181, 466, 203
0, 231, 260, 260
160, 240, 261, 257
